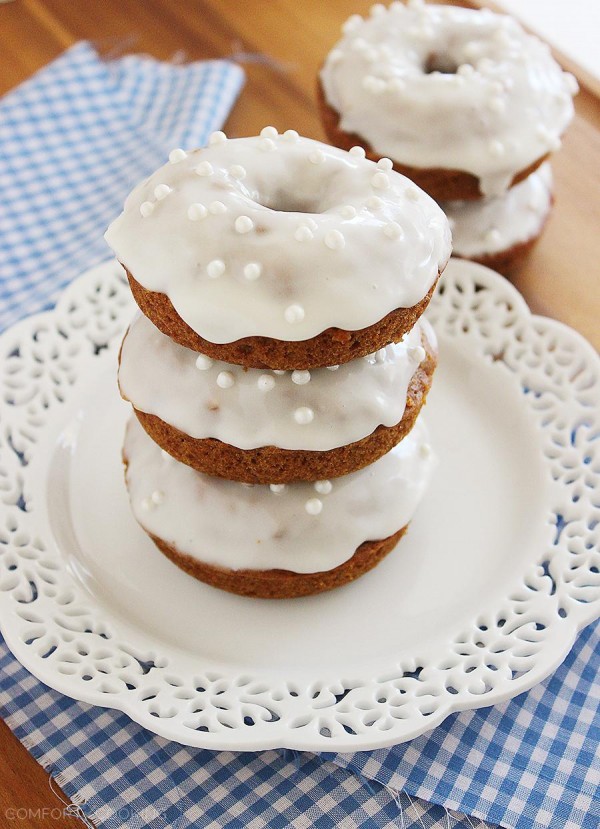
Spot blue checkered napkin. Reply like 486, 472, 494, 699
0, 41, 244, 331
0, 640, 492, 829
329, 621, 600, 829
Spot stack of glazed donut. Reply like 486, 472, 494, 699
318, 0, 578, 271
106, 129, 451, 598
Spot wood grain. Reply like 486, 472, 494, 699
0, 0, 599, 824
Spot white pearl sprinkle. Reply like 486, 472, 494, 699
260, 138, 276, 152
420, 443, 432, 459
209, 201, 227, 214
187, 203, 207, 221
372, 172, 390, 190
328, 49, 343, 65
351, 37, 368, 53
283, 129, 300, 141
342, 14, 362, 34
270, 483, 286, 493
366, 195, 384, 210
349, 145, 366, 158
377, 157, 393, 171
217, 370, 235, 389
389, 77, 406, 92
195, 354, 213, 370
489, 139, 505, 157
565, 73, 579, 95
169, 148, 187, 163
229, 164, 247, 179
235, 215, 254, 234
285, 304, 305, 324
304, 217, 318, 231
208, 130, 227, 145
405, 186, 420, 201
141, 497, 153, 511
273, 369, 287, 375
375, 348, 387, 364
260, 126, 278, 139
314, 480, 332, 495
409, 345, 426, 363
324, 230, 345, 250
384, 221, 403, 240
339, 205, 357, 219
485, 228, 502, 245
371, 3, 386, 16
195, 161, 214, 176
308, 149, 325, 164
488, 97, 506, 113
326, 365, 339, 371
457, 63, 475, 77
258, 374, 275, 391
154, 184, 172, 200
140, 201, 154, 218
305, 498, 323, 515
207, 259, 225, 278
151, 490, 164, 505
294, 406, 314, 425
362, 76, 387, 94
244, 262, 262, 280
294, 226, 314, 242
292, 370, 311, 385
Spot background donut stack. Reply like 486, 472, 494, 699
106, 130, 451, 599
318, 0, 578, 273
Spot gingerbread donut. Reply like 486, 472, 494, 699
318, 2, 577, 200
442, 163, 554, 272
105, 130, 451, 369
122, 415, 435, 598
118, 313, 437, 483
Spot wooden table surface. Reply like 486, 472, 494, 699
1, 0, 598, 826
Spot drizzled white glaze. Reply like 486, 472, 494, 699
123, 415, 435, 573
320, 2, 577, 196
119, 313, 434, 451
443, 163, 553, 258
105, 133, 451, 343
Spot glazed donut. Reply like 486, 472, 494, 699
118, 313, 437, 482
442, 163, 554, 272
319, 1, 578, 200
105, 130, 451, 369
122, 414, 435, 597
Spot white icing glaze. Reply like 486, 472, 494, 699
118, 313, 434, 451
442, 163, 553, 258
320, 4, 577, 196
105, 133, 450, 342
123, 415, 435, 573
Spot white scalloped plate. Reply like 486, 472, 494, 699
0, 258, 598, 752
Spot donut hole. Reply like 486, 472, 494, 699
424, 52, 462, 75
261, 189, 323, 214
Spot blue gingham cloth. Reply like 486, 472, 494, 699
0, 42, 598, 829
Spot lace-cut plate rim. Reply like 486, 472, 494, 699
0, 258, 598, 752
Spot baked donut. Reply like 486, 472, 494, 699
122, 415, 435, 598
442, 163, 554, 272
105, 130, 451, 369
318, 2, 578, 200
118, 313, 438, 483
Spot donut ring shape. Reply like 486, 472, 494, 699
105, 131, 451, 347
319, 2, 577, 198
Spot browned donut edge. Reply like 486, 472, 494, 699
316, 77, 549, 202
147, 525, 409, 599
125, 268, 439, 370
123, 330, 437, 483
454, 192, 555, 274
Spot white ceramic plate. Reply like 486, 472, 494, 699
0, 259, 598, 752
